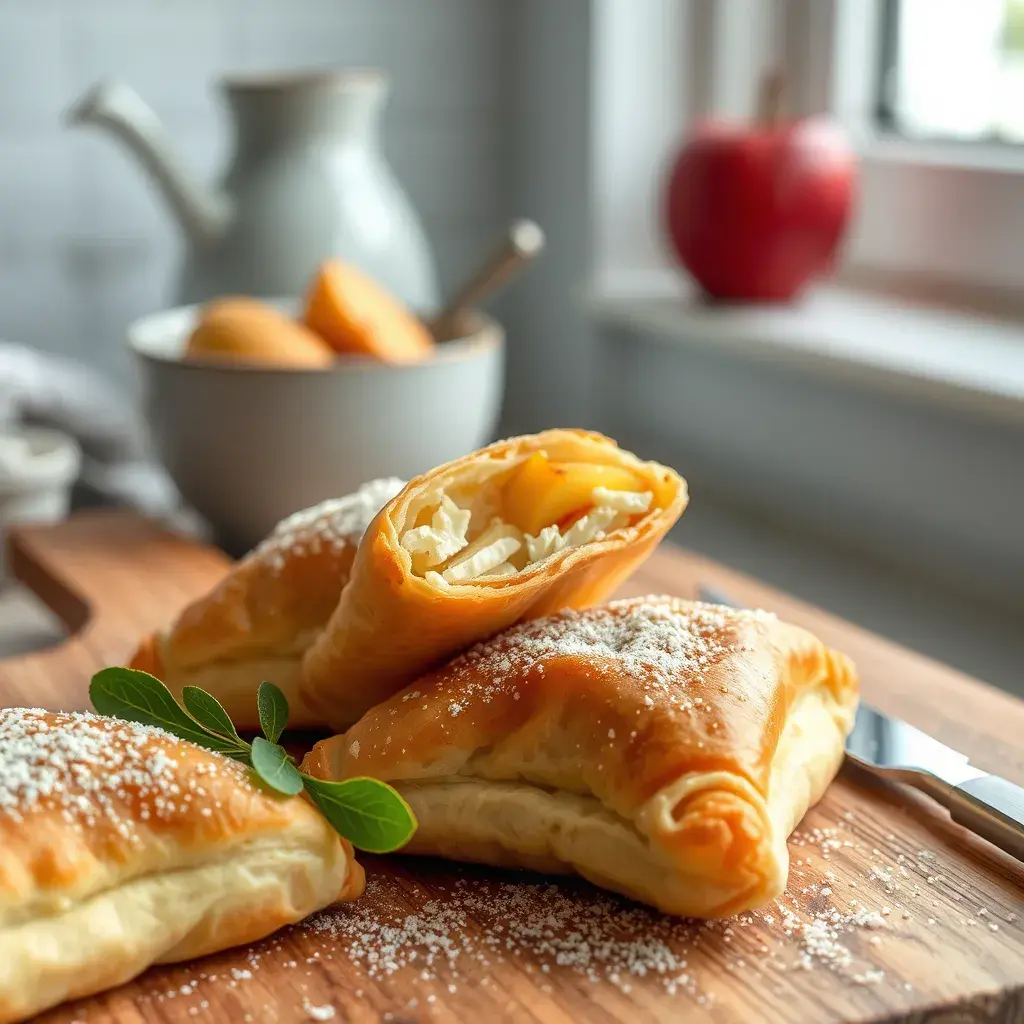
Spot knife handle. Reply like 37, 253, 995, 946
947, 774, 1024, 863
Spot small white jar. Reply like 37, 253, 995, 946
0, 427, 81, 583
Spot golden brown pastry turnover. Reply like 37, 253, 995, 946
298, 430, 688, 731
302, 596, 858, 918
129, 477, 405, 730
0, 709, 363, 1024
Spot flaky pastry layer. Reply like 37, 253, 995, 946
128, 478, 404, 730
0, 710, 362, 1022
303, 596, 858, 917
391, 685, 845, 917
299, 431, 688, 730
0, 838, 348, 1024
139, 640, 318, 730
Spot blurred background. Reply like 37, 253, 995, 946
0, 0, 1021, 693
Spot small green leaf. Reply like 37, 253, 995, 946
301, 775, 417, 853
257, 681, 289, 744
182, 686, 241, 741
90, 668, 247, 759
251, 737, 304, 795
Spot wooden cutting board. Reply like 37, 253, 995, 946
3, 510, 1023, 1024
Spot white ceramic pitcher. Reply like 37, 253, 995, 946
67, 69, 440, 310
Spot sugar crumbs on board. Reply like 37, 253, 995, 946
297, 863, 898, 1003
304, 874, 712, 1002
301, 998, 337, 1020
289, 810, 933, 1004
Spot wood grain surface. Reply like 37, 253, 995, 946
3, 510, 1023, 1024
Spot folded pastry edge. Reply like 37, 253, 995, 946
0, 833, 363, 1024
339, 682, 853, 919
128, 630, 319, 731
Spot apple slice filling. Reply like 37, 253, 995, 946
400, 454, 655, 586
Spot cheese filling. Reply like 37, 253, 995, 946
444, 534, 522, 584
400, 495, 471, 566
405, 485, 653, 586
592, 487, 653, 515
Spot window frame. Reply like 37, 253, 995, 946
589, 0, 1024, 303
788, 0, 1024, 295
871, 0, 1024, 149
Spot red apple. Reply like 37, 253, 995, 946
664, 78, 857, 303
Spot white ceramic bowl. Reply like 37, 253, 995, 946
0, 426, 81, 582
127, 299, 504, 553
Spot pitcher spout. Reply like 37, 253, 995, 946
67, 80, 231, 247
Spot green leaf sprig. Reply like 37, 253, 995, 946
89, 668, 416, 854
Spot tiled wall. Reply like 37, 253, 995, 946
0, 0, 515, 387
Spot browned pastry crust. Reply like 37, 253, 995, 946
128, 478, 405, 729
0, 709, 362, 1023
299, 430, 688, 730
303, 596, 858, 918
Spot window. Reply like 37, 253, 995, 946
819, 0, 1024, 296
590, 0, 1024, 302
877, 0, 1024, 145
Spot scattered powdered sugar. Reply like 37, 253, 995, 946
848, 907, 887, 929
783, 902, 887, 973
252, 477, 405, 572
304, 874, 706, 999
295, 820, 909, 1003
301, 999, 336, 1020
0, 708, 245, 836
869, 864, 896, 893
298, 812, 945, 1000
444, 597, 776, 700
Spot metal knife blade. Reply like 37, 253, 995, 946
696, 583, 1024, 864
846, 703, 985, 787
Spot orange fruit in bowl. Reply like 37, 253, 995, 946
186, 297, 335, 368
303, 259, 435, 364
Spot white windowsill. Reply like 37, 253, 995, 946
856, 132, 1024, 176
590, 284, 1024, 427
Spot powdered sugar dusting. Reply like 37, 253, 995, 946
0, 708, 245, 836
288, 810, 913, 1001
301, 998, 336, 1020
297, 817, 902, 1002
252, 477, 405, 573
305, 875, 706, 999
445, 597, 776, 702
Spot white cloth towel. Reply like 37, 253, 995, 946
0, 342, 211, 542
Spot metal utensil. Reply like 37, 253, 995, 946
696, 583, 1024, 864
428, 219, 545, 340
